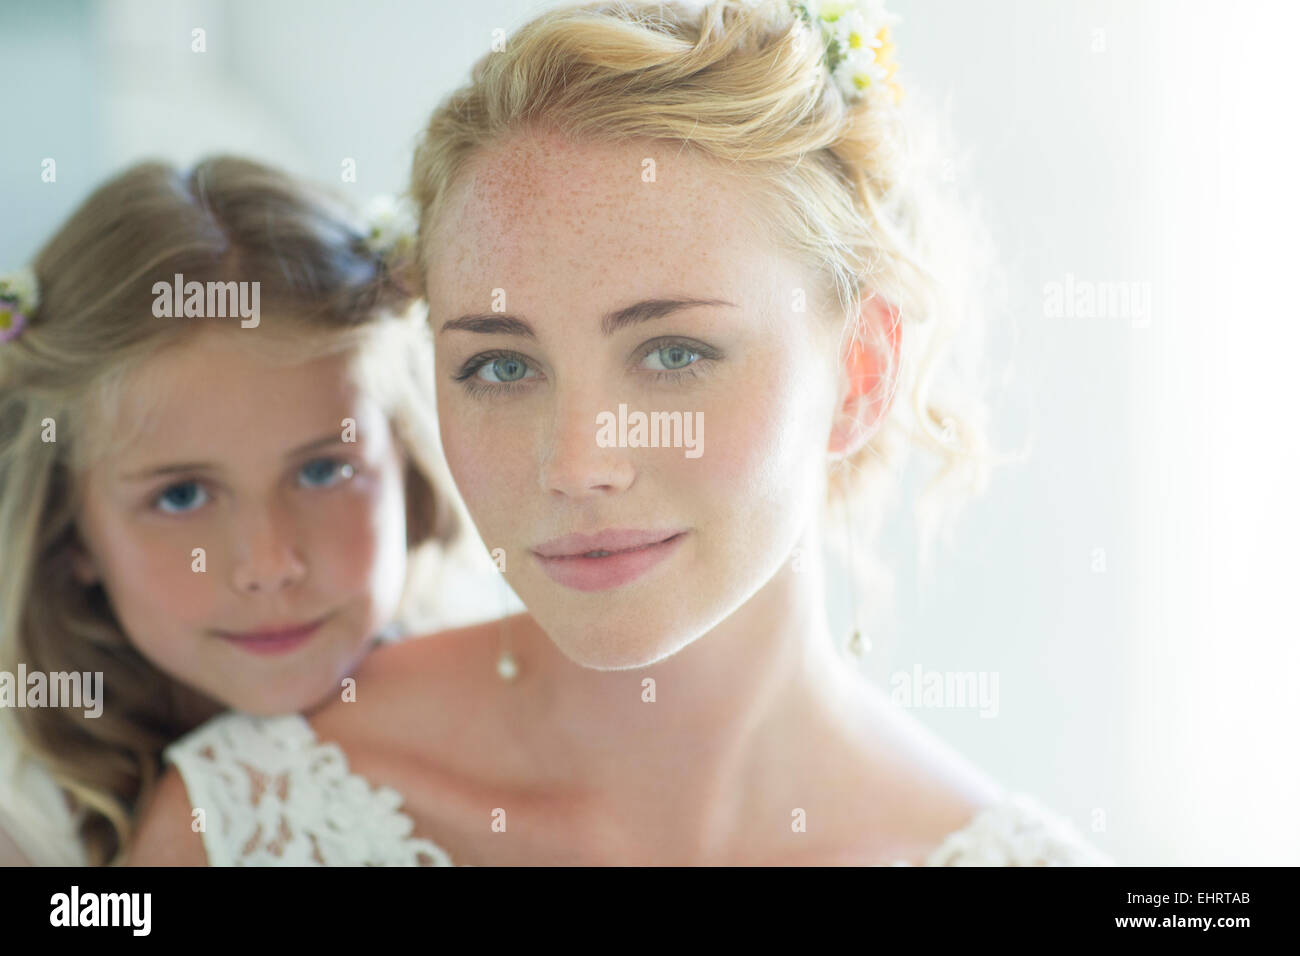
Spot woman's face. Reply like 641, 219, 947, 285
72, 324, 410, 716
428, 129, 848, 669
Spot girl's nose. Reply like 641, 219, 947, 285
229, 505, 308, 594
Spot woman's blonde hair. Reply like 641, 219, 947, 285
0, 156, 462, 865
410, 1, 1010, 627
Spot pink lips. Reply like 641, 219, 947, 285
215, 616, 327, 655
531, 529, 688, 592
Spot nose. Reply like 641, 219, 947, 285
539, 390, 635, 498
229, 501, 308, 594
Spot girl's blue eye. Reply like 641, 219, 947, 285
298, 458, 354, 488
156, 482, 208, 514
643, 344, 699, 371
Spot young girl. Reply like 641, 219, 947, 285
0, 155, 467, 866
130, 0, 1112, 865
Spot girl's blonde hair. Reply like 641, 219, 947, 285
410, 0, 1010, 630
0, 156, 462, 865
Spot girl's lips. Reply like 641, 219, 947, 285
215, 616, 327, 655
532, 532, 687, 592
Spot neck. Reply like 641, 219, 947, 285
506, 523, 866, 858
168, 680, 225, 732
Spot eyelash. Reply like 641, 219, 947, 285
451, 338, 722, 399
149, 458, 357, 515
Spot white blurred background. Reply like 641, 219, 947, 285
2, 0, 1296, 865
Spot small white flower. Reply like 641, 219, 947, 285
361, 194, 417, 260
833, 66, 863, 99
803, 0, 902, 102
0, 266, 38, 312
837, 50, 888, 92
836, 10, 877, 54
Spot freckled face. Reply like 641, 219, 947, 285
73, 325, 410, 715
428, 129, 843, 669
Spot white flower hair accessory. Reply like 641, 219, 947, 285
360, 194, 418, 263
0, 266, 39, 344
792, 0, 903, 104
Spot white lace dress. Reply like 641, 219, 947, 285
164, 711, 1115, 867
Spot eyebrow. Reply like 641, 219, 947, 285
438, 297, 738, 338
118, 432, 351, 482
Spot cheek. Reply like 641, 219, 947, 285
679, 356, 825, 510
304, 470, 408, 598
82, 520, 220, 667
96, 527, 219, 623
437, 396, 524, 529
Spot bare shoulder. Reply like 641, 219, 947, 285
337, 618, 500, 704
884, 703, 1003, 804
833, 677, 1008, 858
124, 767, 207, 866
362, 616, 502, 683
310, 615, 512, 744
302, 615, 528, 849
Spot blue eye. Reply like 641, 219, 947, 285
478, 356, 534, 383
298, 458, 355, 488
156, 482, 208, 514
451, 351, 541, 399
643, 344, 699, 371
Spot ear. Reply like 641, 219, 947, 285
827, 291, 902, 462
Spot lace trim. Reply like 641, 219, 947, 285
165, 712, 453, 866
891, 791, 1114, 866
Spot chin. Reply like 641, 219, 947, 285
538, 609, 700, 671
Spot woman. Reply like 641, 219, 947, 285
129, 0, 1109, 865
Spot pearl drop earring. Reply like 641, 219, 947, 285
840, 470, 871, 663
497, 626, 519, 681
496, 583, 519, 682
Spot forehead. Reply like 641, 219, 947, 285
427, 128, 790, 312
98, 325, 367, 460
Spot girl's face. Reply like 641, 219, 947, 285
72, 324, 410, 716
428, 129, 850, 669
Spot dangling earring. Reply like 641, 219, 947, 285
497, 622, 519, 681
840, 476, 871, 663
496, 577, 519, 682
